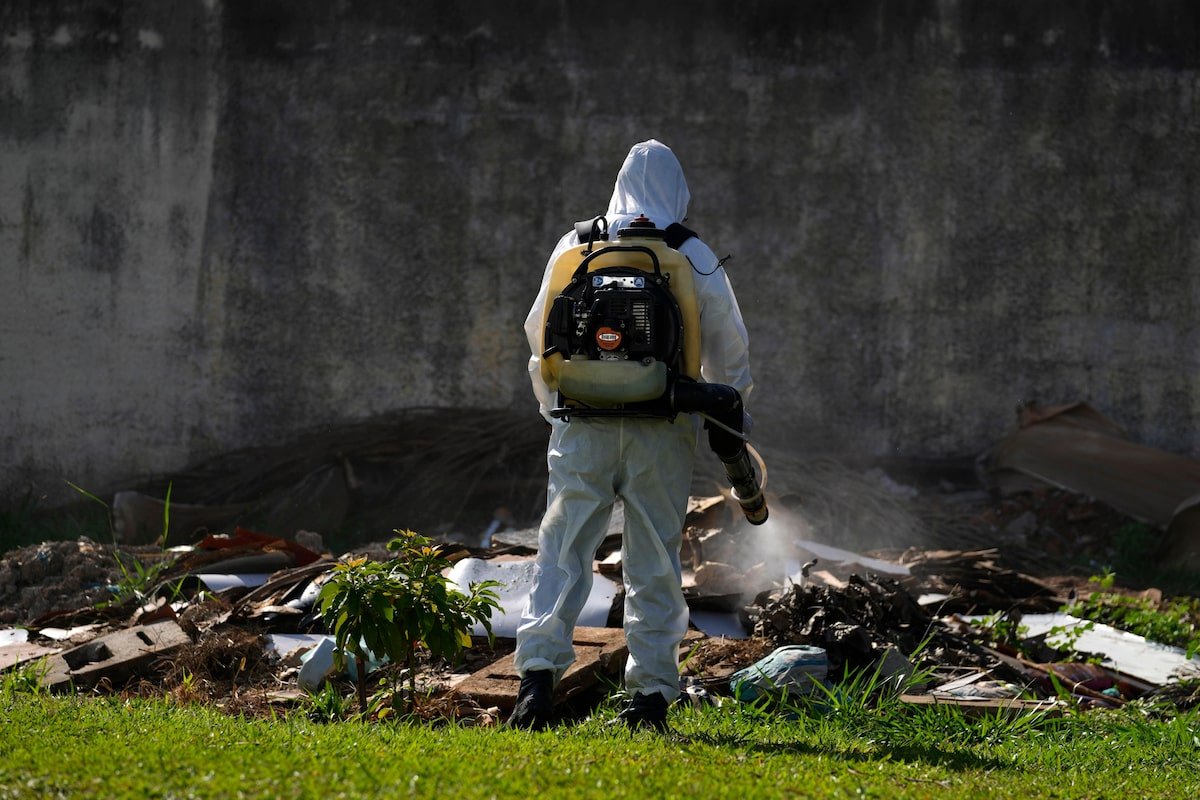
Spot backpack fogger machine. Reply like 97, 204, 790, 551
539, 215, 768, 525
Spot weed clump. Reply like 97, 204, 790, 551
1065, 571, 1200, 658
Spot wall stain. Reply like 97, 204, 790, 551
83, 203, 125, 274
19, 176, 37, 274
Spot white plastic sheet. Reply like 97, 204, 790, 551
446, 557, 620, 638
974, 612, 1200, 685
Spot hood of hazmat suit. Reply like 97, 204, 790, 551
606, 139, 691, 234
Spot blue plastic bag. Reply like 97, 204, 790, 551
730, 645, 828, 702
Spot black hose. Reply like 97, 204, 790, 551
670, 380, 768, 525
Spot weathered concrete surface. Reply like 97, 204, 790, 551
2, 1, 1199, 504
41, 619, 191, 692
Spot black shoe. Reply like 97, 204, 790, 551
507, 670, 553, 731
610, 691, 669, 732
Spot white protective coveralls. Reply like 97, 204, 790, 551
516, 139, 753, 700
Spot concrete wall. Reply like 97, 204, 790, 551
3, 0, 1199, 503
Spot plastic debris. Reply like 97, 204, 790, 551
730, 645, 829, 702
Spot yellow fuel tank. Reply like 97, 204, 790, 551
539, 222, 701, 398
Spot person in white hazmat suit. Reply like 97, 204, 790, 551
509, 139, 753, 731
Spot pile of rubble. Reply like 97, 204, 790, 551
3, 401, 1200, 720
750, 574, 998, 675
1, 488, 1197, 722
0, 538, 130, 623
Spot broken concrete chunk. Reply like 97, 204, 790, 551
41, 620, 192, 692
0, 642, 60, 672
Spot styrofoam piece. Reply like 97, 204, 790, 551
265, 633, 331, 659
37, 623, 101, 641
296, 636, 383, 692
0, 628, 29, 647
446, 557, 620, 638
297, 637, 338, 692
194, 573, 272, 592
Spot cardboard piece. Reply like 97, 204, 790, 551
981, 402, 1200, 567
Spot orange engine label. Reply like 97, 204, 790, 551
595, 327, 623, 351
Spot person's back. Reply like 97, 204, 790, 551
524, 141, 753, 419
510, 140, 754, 732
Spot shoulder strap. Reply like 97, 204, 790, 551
575, 219, 695, 249
663, 222, 697, 250
574, 217, 611, 245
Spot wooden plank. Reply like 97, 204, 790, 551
901, 693, 1062, 718
452, 628, 705, 711
451, 627, 628, 711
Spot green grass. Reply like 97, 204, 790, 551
0, 693, 1196, 799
